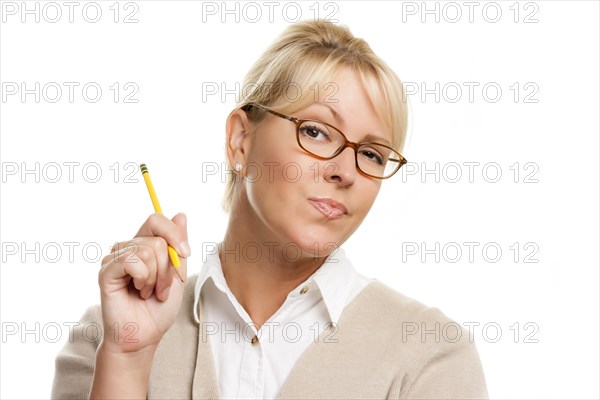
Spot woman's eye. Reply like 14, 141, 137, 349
360, 150, 384, 165
300, 125, 329, 140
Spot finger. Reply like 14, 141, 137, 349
142, 236, 170, 300
102, 240, 148, 272
171, 213, 189, 278
99, 252, 150, 295
154, 213, 189, 299
101, 244, 158, 299
101, 244, 140, 274
154, 246, 174, 301
109, 238, 142, 254
136, 243, 158, 300
135, 213, 191, 258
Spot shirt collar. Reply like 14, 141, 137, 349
192, 244, 359, 326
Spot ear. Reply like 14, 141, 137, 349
225, 108, 253, 170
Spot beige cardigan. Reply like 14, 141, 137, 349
51, 275, 489, 399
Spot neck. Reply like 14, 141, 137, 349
218, 198, 327, 330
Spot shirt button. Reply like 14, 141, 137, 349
300, 286, 309, 295
251, 335, 259, 346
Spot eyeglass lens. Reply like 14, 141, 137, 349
297, 120, 400, 178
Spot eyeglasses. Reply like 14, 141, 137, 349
242, 104, 407, 179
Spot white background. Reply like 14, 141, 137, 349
1, 1, 598, 399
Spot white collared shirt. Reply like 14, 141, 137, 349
192, 245, 374, 399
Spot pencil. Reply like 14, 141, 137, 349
139, 163, 185, 283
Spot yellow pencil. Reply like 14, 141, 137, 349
139, 163, 185, 283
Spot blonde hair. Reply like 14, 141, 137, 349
222, 19, 408, 213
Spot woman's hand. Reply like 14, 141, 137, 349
97, 212, 191, 355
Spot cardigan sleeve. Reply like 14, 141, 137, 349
51, 304, 102, 399
400, 327, 489, 400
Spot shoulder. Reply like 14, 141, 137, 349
348, 279, 476, 359
354, 279, 455, 326
348, 280, 488, 398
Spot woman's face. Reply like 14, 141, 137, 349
231, 67, 392, 258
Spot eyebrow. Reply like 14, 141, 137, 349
311, 103, 392, 147
314, 102, 345, 126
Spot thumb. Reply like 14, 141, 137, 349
171, 212, 190, 256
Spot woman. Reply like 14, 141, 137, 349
52, 19, 488, 399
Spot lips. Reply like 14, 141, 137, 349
308, 198, 348, 219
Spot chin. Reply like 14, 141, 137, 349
284, 224, 346, 258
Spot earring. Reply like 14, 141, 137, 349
234, 162, 242, 171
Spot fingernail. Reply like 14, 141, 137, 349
161, 286, 171, 301
140, 287, 150, 299
179, 241, 191, 257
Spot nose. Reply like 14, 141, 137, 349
323, 146, 356, 185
